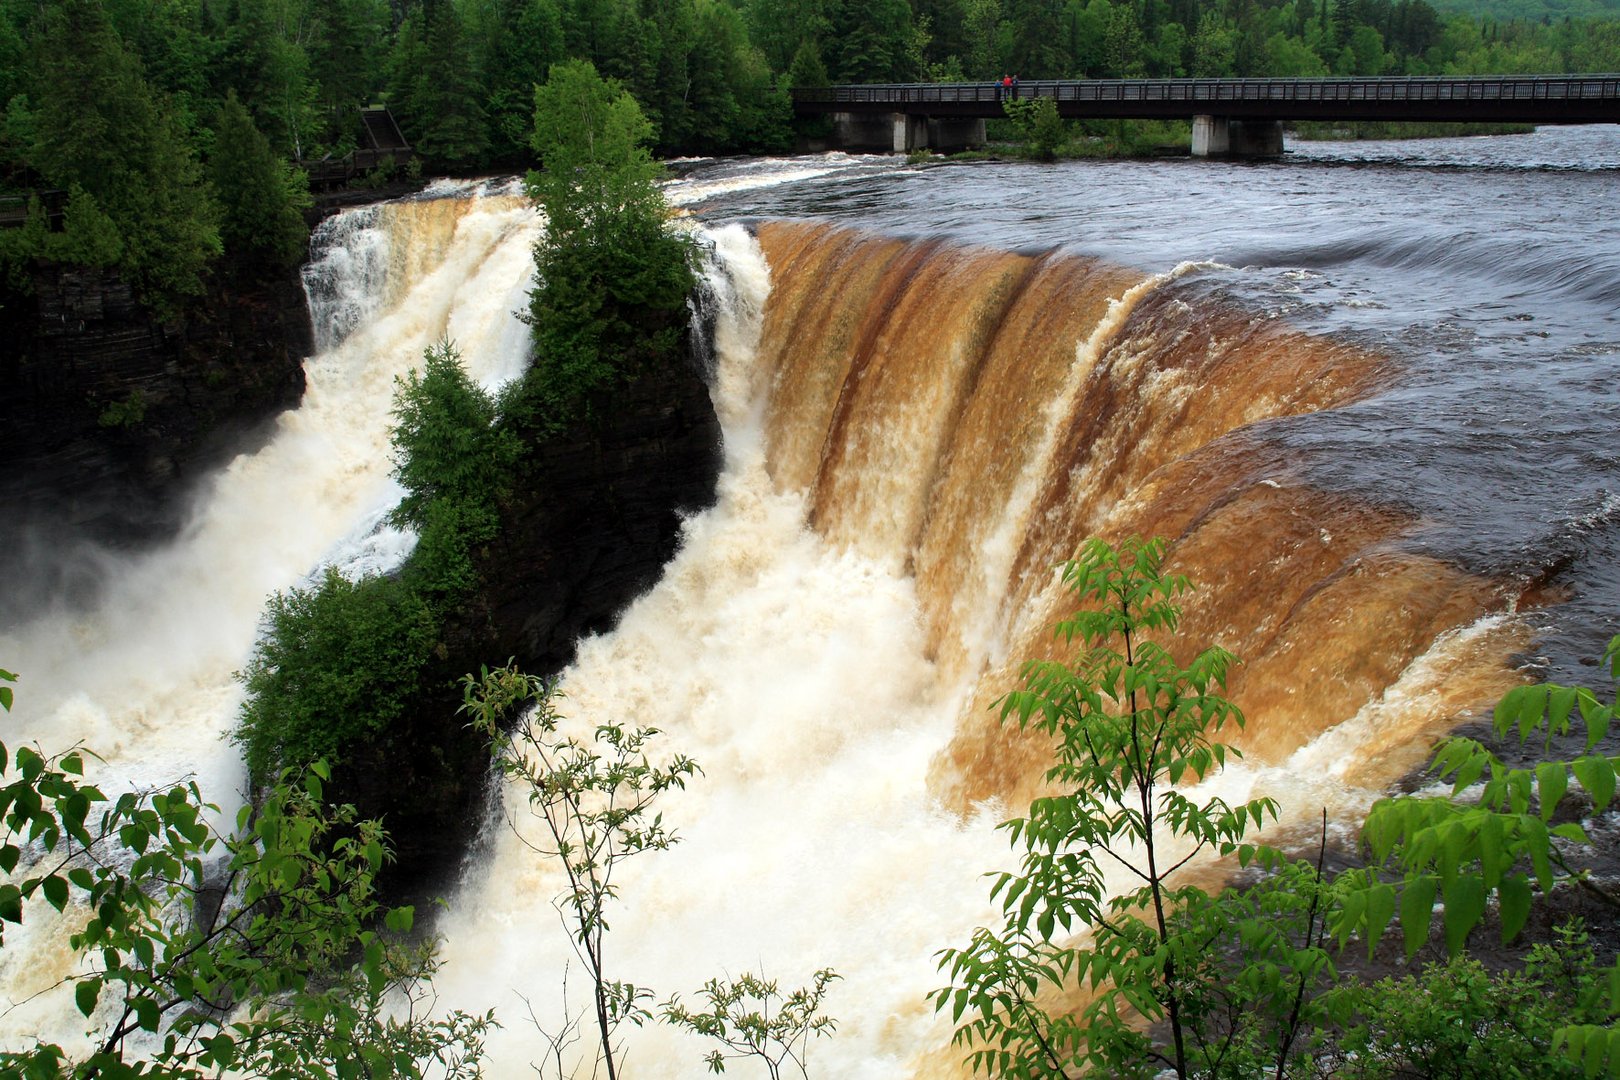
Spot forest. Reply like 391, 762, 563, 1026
3, 0, 1620, 314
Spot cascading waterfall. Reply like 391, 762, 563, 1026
1, 175, 1542, 1074
429, 218, 1529, 1076
0, 180, 543, 1051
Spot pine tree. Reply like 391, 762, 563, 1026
393, 0, 490, 170
521, 60, 693, 427
26, 0, 219, 311
211, 91, 311, 271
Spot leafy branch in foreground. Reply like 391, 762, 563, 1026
0, 667, 493, 1078
1335, 633, 1620, 1075
661, 968, 841, 1078
462, 662, 700, 1080
933, 537, 1294, 1080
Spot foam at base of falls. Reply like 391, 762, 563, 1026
0, 188, 543, 1054
429, 220, 1526, 1075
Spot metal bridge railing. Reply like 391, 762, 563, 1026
791, 75, 1620, 107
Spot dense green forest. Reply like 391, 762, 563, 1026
1430, 0, 1620, 27
2, 0, 1620, 312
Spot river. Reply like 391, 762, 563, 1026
3, 127, 1618, 1075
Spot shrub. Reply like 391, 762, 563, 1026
1323, 925, 1610, 1079
234, 568, 436, 784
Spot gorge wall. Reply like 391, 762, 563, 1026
340, 346, 723, 900
0, 190, 724, 902
0, 261, 311, 588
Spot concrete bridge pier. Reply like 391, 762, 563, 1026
831, 112, 987, 154
831, 112, 920, 152
1191, 115, 1284, 158
926, 117, 987, 153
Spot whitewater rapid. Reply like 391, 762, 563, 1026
7, 139, 1597, 1072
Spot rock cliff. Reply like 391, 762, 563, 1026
328, 348, 724, 902
0, 262, 310, 591
1, 235, 724, 906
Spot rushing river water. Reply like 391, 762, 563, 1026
671, 127, 1620, 674
2, 128, 1618, 1075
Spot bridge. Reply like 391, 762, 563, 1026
791, 74, 1620, 157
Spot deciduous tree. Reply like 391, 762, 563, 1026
933, 537, 1286, 1079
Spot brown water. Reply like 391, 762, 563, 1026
745, 218, 1533, 822
7, 132, 1619, 1074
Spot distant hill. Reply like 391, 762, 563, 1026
1429, 0, 1620, 24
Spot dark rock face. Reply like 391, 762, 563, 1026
331, 349, 724, 903
0, 240, 723, 907
0, 262, 310, 592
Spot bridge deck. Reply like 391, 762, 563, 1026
793, 75, 1620, 124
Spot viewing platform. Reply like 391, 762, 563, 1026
791, 74, 1620, 157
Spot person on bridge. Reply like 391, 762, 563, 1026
1000, 74, 1012, 100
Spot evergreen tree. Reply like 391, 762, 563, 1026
1006, 0, 1070, 77
389, 0, 489, 169
827, 0, 918, 82
960, 0, 1007, 78
26, 0, 219, 310
787, 38, 833, 87
742, 0, 830, 72
468, 0, 566, 165
916, 0, 971, 70
103, 0, 216, 138
211, 91, 312, 271
638, 0, 699, 150
311, 0, 388, 154
213, 0, 321, 160
522, 60, 693, 427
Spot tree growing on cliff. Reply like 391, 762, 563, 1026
521, 59, 694, 431
234, 567, 437, 785
932, 537, 1328, 1079
23, 0, 219, 312
389, 340, 522, 603
234, 343, 518, 784
211, 90, 312, 272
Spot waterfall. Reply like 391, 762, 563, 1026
1, 184, 1532, 1075
430, 219, 1528, 1076
0, 182, 543, 1052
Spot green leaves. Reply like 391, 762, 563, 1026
1342, 634, 1620, 964
0, 721, 492, 1077
74, 975, 101, 1018
1555, 1025, 1620, 1079
939, 537, 1299, 1079
462, 661, 701, 1075
232, 565, 438, 784
661, 968, 840, 1077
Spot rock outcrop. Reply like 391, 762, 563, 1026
1, 233, 724, 907
327, 348, 724, 903
0, 262, 310, 586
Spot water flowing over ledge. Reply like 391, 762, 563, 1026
11, 141, 1618, 1070
431, 217, 1530, 1076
